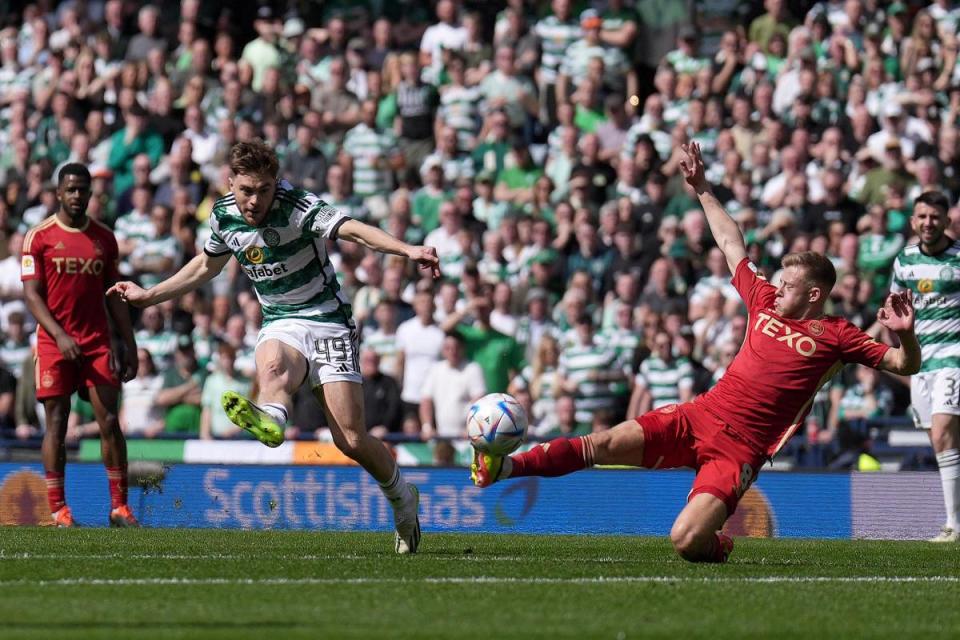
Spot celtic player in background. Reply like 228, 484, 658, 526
109, 140, 440, 554
890, 191, 960, 543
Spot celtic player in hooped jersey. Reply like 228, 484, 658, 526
890, 190, 960, 542
109, 141, 440, 554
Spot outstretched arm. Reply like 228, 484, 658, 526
679, 142, 748, 274
106, 251, 232, 308
336, 218, 441, 279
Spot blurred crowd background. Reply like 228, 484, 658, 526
0, 0, 952, 469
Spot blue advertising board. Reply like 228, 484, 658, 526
0, 463, 853, 538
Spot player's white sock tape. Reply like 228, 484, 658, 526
260, 402, 289, 426
378, 465, 407, 502
935, 448, 960, 530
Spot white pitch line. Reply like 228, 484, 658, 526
0, 553, 609, 563
0, 576, 956, 587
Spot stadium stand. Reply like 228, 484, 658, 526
0, 0, 952, 472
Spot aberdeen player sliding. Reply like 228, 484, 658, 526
22, 164, 139, 527
472, 143, 922, 562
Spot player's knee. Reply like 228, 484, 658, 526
257, 363, 289, 392
670, 520, 708, 562
98, 414, 121, 436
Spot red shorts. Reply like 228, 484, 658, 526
637, 402, 766, 516
35, 342, 118, 400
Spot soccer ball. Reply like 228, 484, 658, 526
466, 393, 528, 456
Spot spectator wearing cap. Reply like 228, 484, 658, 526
107, 102, 164, 197
419, 331, 486, 438
853, 137, 915, 206
155, 336, 207, 437
479, 46, 538, 135
360, 348, 403, 438
125, 5, 166, 62
558, 10, 635, 106
664, 26, 709, 77
533, 0, 581, 127
241, 6, 282, 93
200, 342, 250, 440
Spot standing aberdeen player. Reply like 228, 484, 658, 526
23, 164, 139, 527
109, 140, 439, 553
890, 190, 960, 542
472, 143, 922, 562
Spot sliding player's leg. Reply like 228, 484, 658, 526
472, 404, 694, 486
669, 493, 731, 563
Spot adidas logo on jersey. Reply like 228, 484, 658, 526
54, 241, 66, 250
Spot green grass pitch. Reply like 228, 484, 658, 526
0, 529, 957, 639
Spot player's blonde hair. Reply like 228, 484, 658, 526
782, 251, 836, 292
229, 139, 279, 178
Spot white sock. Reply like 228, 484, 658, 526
936, 449, 960, 530
378, 465, 409, 504
259, 402, 289, 426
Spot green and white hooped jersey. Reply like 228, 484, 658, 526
204, 180, 353, 326
891, 240, 960, 372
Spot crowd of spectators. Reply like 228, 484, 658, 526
0, 0, 953, 469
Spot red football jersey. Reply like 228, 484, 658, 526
21, 216, 119, 350
695, 258, 890, 458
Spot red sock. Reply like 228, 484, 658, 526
510, 436, 593, 478
45, 471, 65, 513
106, 466, 127, 509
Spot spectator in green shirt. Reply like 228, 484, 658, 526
748, 0, 797, 54
440, 286, 525, 393
107, 102, 164, 197
472, 109, 512, 179
155, 338, 207, 436
494, 142, 543, 206
412, 163, 450, 234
